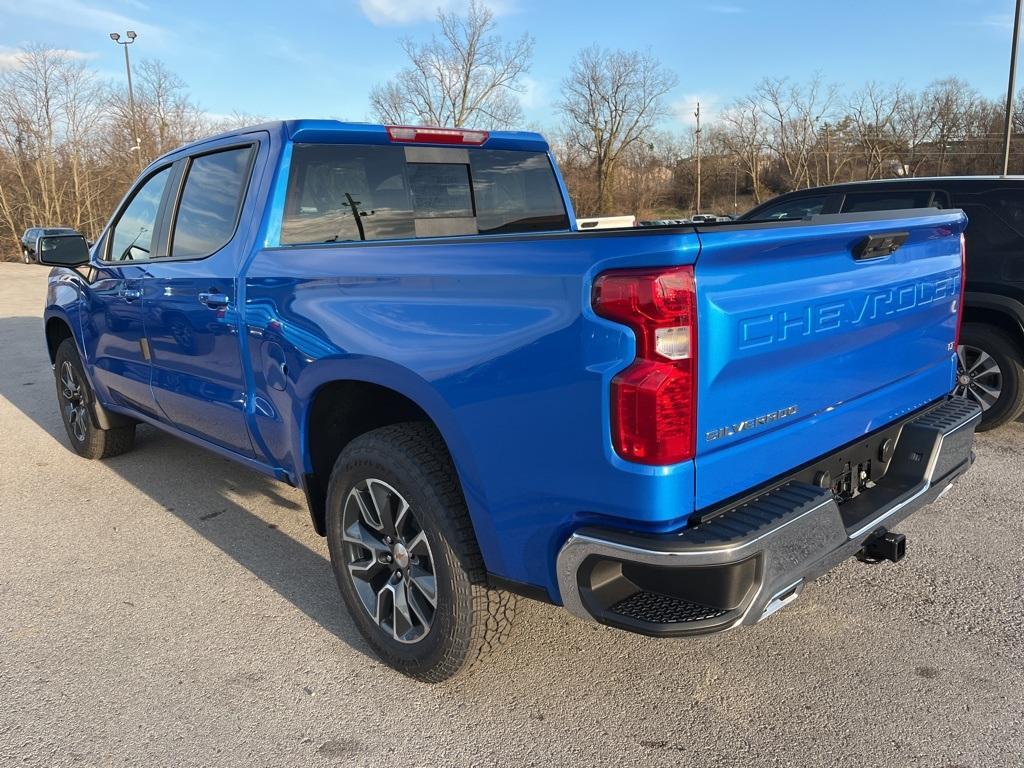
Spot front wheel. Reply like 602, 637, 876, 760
22, 248, 31, 264
54, 338, 136, 459
325, 423, 516, 682
955, 323, 1024, 431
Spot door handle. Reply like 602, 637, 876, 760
121, 288, 142, 302
198, 292, 230, 309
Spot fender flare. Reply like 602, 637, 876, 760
292, 356, 502, 569
965, 291, 1024, 337
43, 306, 134, 431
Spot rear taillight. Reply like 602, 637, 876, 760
385, 125, 489, 145
955, 232, 966, 348
593, 266, 697, 465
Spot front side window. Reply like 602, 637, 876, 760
280, 143, 569, 245
170, 146, 254, 258
108, 166, 172, 262
750, 195, 829, 221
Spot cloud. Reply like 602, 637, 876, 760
0, 0, 165, 42
0, 45, 97, 71
357, 0, 512, 26
975, 13, 1013, 30
672, 94, 722, 129
517, 75, 546, 111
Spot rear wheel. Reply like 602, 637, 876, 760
54, 338, 136, 459
325, 423, 516, 682
955, 323, 1024, 431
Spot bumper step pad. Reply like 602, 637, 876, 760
610, 591, 729, 624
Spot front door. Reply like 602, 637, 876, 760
80, 164, 173, 417
145, 143, 258, 457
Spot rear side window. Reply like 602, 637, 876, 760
170, 146, 254, 258
958, 203, 1022, 250
841, 190, 934, 213
750, 195, 829, 221
984, 189, 1024, 233
280, 144, 569, 244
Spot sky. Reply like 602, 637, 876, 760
0, 0, 1019, 131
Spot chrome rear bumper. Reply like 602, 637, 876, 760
555, 397, 981, 637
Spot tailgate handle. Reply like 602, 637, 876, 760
854, 232, 908, 261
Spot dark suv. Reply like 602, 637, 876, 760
741, 177, 1024, 430
20, 227, 77, 263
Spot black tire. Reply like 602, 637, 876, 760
325, 422, 516, 682
956, 323, 1024, 431
54, 338, 136, 459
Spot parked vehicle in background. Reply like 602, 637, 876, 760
20, 227, 77, 263
741, 180, 1024, 434
741, 177, 1024, 430
640, 219, 686, 226
36, 120, 979, 682
576, 215, 637, 229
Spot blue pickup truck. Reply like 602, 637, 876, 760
36, 121, 981, 681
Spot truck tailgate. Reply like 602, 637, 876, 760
692, 210, 966, 510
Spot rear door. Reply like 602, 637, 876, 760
692, 211, 966, 510
145, 141, 259, 456
951, 188, 1024, 289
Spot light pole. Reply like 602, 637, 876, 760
109, 31, 140, 161
694, 101, 702, 216
1001, 0, 1023, 176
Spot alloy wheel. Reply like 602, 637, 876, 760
59, 361, 88, 442
955, 343, 1002, 411
342, 478, 437, 644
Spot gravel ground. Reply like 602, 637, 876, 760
0, 262, 1021, 768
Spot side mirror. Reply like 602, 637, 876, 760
36, 234, 90, 267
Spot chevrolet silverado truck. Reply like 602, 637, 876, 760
36, 120, 980, 682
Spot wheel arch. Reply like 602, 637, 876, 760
295, 360, 493, 565
963, 292, 1024, 353
44, 313, 76, 365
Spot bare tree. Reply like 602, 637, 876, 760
756, 75, 837, 190
891, 87, 938, 177
925, 77, 980, 174
558, 46, 677, 214
847, 81, 902, 179
0, 45, 214, 257
369, 0, 533, 130
617, 131, 680, 218
718, 96, 768, 203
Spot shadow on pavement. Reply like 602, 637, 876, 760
0, 315, 372, 659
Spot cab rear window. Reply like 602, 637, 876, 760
280, 144, 569, 244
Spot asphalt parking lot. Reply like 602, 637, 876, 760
0, 261, 1022, 768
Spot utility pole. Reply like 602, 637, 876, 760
109, 31, 141, 164
1002, 0, 1023, 176
694, 101, 702, 216
732, 162, 738, 215
823, 122, 832, 182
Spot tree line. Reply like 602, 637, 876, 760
0, 45, 255, 259
3, 1, 1024, 258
